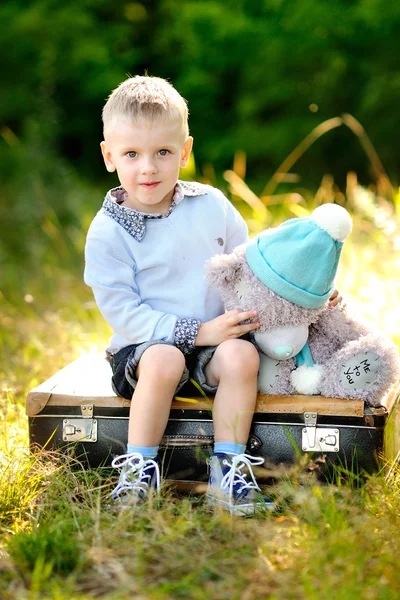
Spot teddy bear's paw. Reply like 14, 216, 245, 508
257, 353, 294, 395
290, 364, 324, 395
320, 342, 399, 405
338, 351, 381, 391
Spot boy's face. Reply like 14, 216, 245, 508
101, 119, 193, 213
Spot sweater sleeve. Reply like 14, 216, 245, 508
222, 193, 249, 253
174, 317, 201, 354
84, 234, 181, 346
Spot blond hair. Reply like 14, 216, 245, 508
102, 75, 189, 140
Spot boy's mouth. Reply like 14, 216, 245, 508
140, 182, 160, 189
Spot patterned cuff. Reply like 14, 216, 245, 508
174, 318, 201, 354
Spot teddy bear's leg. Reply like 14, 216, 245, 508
319, 333, 400, 406
257, 353, 295, 395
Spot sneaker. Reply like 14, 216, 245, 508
206, 453, 275, 516
108, 452, 160, 505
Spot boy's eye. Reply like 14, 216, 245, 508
127, 151, 138, 158
158, 149, 170, 156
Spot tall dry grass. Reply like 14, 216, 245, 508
1, 116, 400, 599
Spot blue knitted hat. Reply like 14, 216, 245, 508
245, 204, 352, 308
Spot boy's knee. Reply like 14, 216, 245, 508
138, 344, 185, 381
216, 339, 260, 377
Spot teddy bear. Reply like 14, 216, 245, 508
206, 204, 399, 407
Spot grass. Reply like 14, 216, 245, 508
2, 452, 400, 599
1, 158, 400, 598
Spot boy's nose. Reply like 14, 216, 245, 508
140, 159, 157, 174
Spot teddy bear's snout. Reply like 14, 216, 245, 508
272, 345, 294, 359
254, 324, 309, 361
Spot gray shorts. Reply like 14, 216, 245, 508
107, 340, 218, 400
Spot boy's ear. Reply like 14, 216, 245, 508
180, 136, 193, 168
100, 141, 116, 173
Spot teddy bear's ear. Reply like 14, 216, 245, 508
205, 252, 244, 288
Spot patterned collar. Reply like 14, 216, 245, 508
102, 180, 206, 241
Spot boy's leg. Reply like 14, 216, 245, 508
128, 344, 186, 445
203, 339, 274, 515
204, 339, 259, 444
110, 344, 185, 503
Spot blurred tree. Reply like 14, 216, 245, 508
1, 0, 399, 195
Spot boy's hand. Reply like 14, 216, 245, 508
195, 289, 343, 347
195, 309, 260, 347
328, 288, 343, 308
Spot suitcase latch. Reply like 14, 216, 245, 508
63, 418, 98, 443
302, 412, 339, 453
80, 403, 94, 417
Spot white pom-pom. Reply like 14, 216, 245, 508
291, 364, 324, 395
312, 204, 352, 242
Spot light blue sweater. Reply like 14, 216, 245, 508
84, 181, 248, 352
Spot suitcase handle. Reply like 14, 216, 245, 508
160, 434, 214, 448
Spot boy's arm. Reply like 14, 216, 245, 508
84, 236, 199, 351
223, 195, 249, 252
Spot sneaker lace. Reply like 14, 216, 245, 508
220, 454, 264, 497
110, 452, 160, 498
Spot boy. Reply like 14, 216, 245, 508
85, 75, 337, 515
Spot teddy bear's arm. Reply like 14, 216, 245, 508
307, 306, 372, 365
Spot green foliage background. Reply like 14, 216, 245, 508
2, 0, 400, 299
2, 0, 400, 183
1, 5, 400, 598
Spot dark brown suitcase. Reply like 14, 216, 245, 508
26, 353, 400, 481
